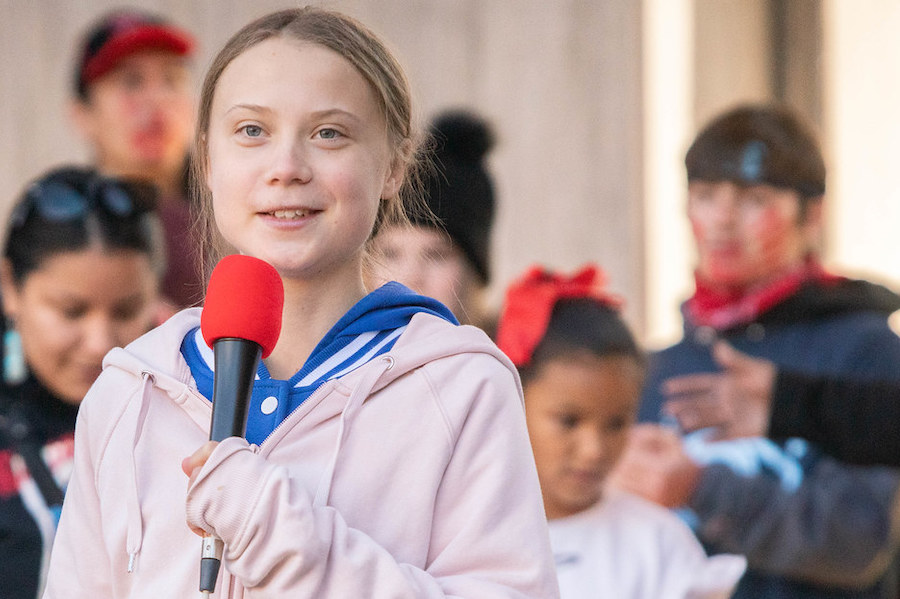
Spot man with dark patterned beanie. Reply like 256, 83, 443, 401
369, 109, 497, 329
612, 103, 900, 599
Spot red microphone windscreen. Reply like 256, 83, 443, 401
201, 255, 284, 358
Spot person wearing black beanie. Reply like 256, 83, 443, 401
370, 109, 496, 328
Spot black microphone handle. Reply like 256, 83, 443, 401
209, 338, 262, 442
200, 337, 262, 595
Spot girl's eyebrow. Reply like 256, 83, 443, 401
307, 108, 361, 123
224, 103, 271, 116
223, 104, 361, 124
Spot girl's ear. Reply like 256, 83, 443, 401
381, 139, 413, 200
380, 158, 406, 201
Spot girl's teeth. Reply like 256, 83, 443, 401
272, 209, 309, 219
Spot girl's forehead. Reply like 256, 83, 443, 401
219, 39, 351, 87
211, 38, 377, 116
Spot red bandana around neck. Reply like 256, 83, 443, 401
686, 257, 840, 330
496, 264, 622, 367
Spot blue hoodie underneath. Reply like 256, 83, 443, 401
182, 282, 457, 445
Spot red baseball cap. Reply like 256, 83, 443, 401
75, 9, 194, 98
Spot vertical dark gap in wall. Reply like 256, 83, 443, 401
768, 0, 823, 130
769, 0, 789, 102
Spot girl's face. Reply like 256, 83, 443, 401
205, 38, 403, 280
1, 248, 158, 404
687, 180, 820, 290
370, 225, 477, 319
524, 354, 642, 520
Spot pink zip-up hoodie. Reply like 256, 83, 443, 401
42, 308, 560, 598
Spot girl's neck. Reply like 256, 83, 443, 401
263, 271, 368, 379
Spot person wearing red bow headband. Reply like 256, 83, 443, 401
496, 264, 745, 599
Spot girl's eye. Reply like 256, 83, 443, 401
112, 300, 145, 322
163, 67, 190, 91
557, 414, 579, 430
120, 71, 145, 91
241, 125, 263, 138
61, 306, 87, 321
606, 416, 628, 432
317, 128, 340, 140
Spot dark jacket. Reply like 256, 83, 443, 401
769, 371, 900, 467
640, 277, 900, 599
0, 376, 76, 599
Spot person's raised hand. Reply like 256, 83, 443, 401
607, 423, 701, 508
663, 341, 776, 440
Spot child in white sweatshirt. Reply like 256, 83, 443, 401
496, 265, 746, 599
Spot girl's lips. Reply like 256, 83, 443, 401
258, 207, 322, 228
267, 208, 315, 219
566, 468, 605, 487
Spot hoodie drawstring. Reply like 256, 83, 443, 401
125, 372, 155, 573
313, 356, 394, 507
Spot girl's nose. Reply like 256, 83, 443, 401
81, 317, 118, 359
267, 140, 313, 185
577, 429, 608, 462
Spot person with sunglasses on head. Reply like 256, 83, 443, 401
69, 8, 202, 309
0, 166, 163, 599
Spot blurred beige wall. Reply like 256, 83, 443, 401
823, 0, 900, 291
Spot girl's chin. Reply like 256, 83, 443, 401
563, 487, 604, 512
56, 386, 90, 405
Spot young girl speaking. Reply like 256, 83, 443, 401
42, 8, 558, 598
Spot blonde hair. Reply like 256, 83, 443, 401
190, 7, 426, 280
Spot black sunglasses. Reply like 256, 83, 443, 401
11, 176, 156, 231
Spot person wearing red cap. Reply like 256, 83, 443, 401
69, 8, 202, 309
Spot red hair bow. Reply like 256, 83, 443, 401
496, 264, 622, 367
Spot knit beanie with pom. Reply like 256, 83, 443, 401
415, 110, 496, 284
